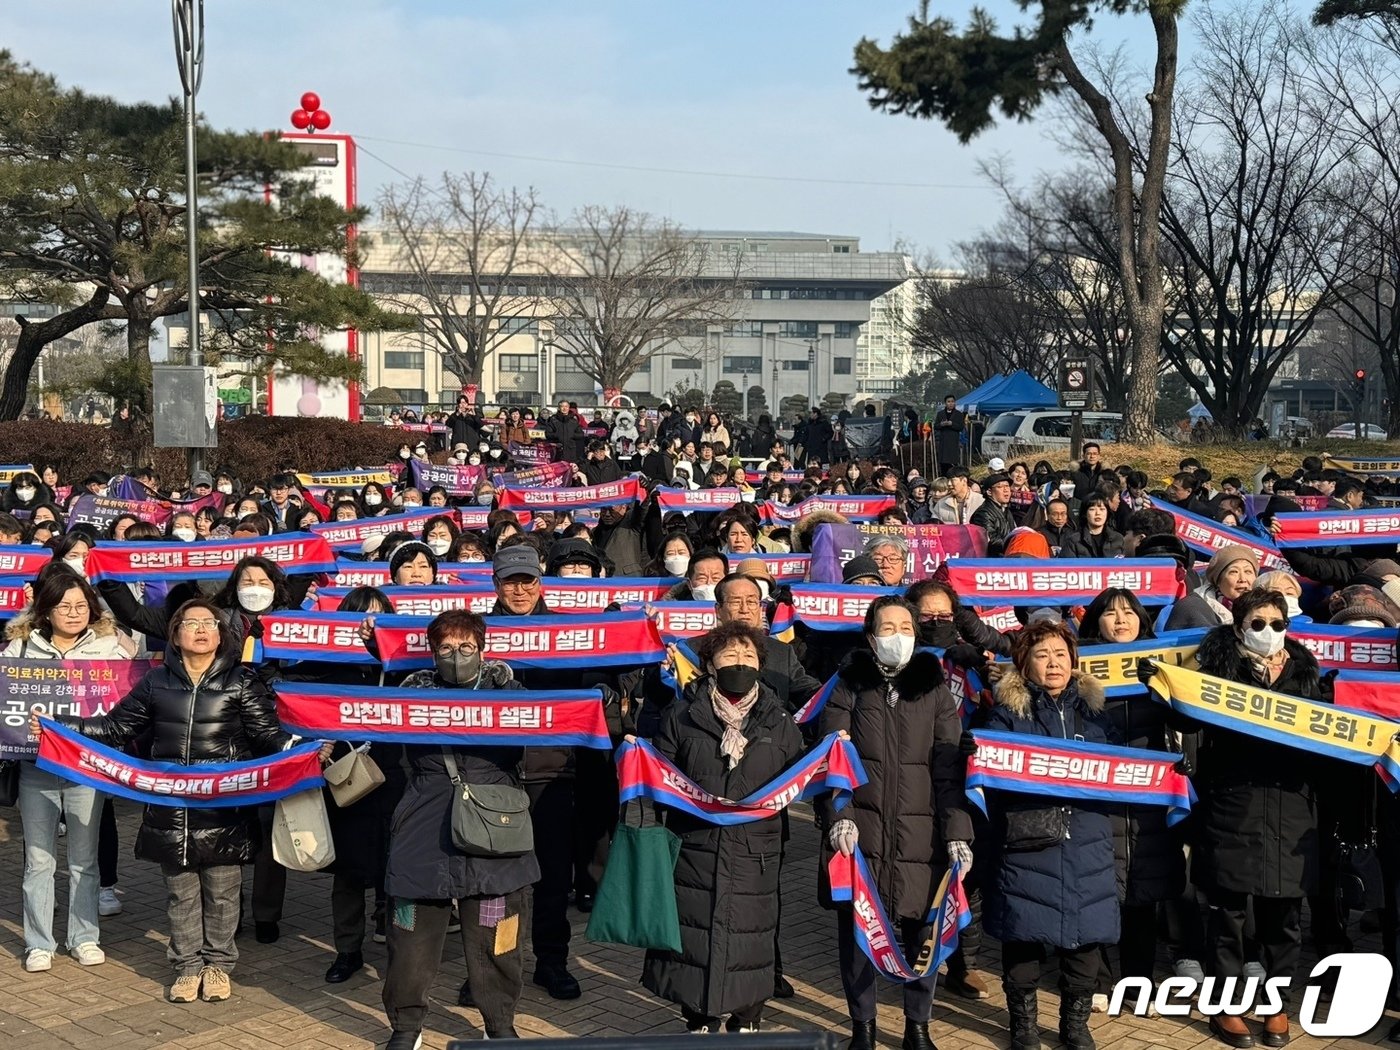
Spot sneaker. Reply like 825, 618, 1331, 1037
385, 1032, 423, 1050
1091, 992, 1109, 1013
24, 949, 52, 973
71, 943, 105, 966
199, 965, 231, 1002
168, 974, 201, 1003
1244, 961, 1267, 982
98, 887, 123, 917
1174, 958, 1206, 981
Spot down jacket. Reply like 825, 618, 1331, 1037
1189, 626, 1325, 899
642, 677, 804, 1018
816, 649, 972, 919
63, 643, 290, 868
979, 668, 1120, 950
2, 610, 138, 661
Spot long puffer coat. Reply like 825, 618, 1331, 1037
63, 643, 290, 868
816, 649, 972, 919
1189, 626, 1325, 899
384, 661, 541, 901
642, 677, 804, 1018
979, 669, 1120, 950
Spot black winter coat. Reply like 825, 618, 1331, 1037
66, 645, 291, 868
979, 669, 1120, 949
1189, 627, 1325, 898
642, 678, 803, 1017
816, 649, 972, 918
384, 662, 541, 900
1060, 527, 1125, 560
970, 500, 1017, 556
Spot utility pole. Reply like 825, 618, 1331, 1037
172, 0, 205, 479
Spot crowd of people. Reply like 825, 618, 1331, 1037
3, 392, 1400, 1050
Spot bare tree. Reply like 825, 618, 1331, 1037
376, 172, 541, 388
537, 207, 742, 392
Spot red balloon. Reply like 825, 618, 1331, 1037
300, 91, 321, 112
290, 109, 312, 129
310, 109, 332, 130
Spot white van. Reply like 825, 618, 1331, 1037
980, 410, 1125, 460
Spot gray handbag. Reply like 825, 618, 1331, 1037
441, 749, 533, 857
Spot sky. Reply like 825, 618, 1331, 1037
0, 1, 1166, 260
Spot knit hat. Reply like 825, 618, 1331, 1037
1328, 585, 1400, 628
1205, 545, 1258, 589
1003, 528, 1051, 560
389, 540, 438, 582
842, 555, 883, 585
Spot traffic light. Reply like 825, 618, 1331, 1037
1353, 368, 1368, 401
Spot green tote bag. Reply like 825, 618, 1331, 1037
585, 820, 683, 953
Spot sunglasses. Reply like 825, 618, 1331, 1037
1247, 618, 1288, 633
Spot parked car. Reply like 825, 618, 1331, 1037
980, 410, 1126, 459
1325, 423, 1389, 440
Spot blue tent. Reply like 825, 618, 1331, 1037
957, 374, 1011, 413
963, 370, 1057, 415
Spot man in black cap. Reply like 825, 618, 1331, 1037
970, 473, 1016, 556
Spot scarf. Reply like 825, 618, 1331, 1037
711, 681, 760, 770
1198, 585, 1233, 624
1239, 640, 1287, 687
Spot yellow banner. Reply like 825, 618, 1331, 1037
295, 471, 392, 487
1147, 661, 1400, 768
1079, 639, 1201, 691
0, 464, 34, 485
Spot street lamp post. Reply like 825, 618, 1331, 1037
741, 372, 748, 421
172, 0, 205, 479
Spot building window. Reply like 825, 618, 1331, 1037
724, 321, 765, 338
833, 322, 857, 339
392, 388, 428, 405
495, 317, 538, 336
498, 354, 539, 373
833, 357, 852, 375
832, 244, 851, 253
497, 390, 539, 406
556, 356, 591, 374
777, 322, 818, 338
673, 357, 702, 370
782, 359, 809, 371
383, 351, 425, 370
723, 355, 763, 372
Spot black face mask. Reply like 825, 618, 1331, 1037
714, 664, 761, 697
918, 621, 960, 650
434, 650, 481, 687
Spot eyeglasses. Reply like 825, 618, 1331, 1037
871, 552, 905, 566
1247, 618, 1288, 633
55, 603, 90, 616
499, 577, 540, 589
919, 612, 955, 623
435, 643, 480, 658
722, 598, 762, 611
180, 619, 220, 632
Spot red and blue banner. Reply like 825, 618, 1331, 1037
274, 684, 611, 749
85, 533, 337, 583
0, 545, 52, 576
637, 601, 717, 640
789, 583, 902, 631
615, 731, 867, 824
258, 612, 375, 664
0, 577, 28, 620
490, 462, 575, 490
409, 459, 487, 495
753, 553, 811, 582
370, 611, 665, 673
939, 559, 1180, 606
314, 585, 495, 616
329, 560, 490, 590
809, 523, 986, 584
793, 674, 840, 725
760, 495, 896, 525
36, 719, 324, 808
1157, 502, 1289, 573
829, 847, 970, 983
311, 508, 443, 548
1290, 622, 1398, 671
966, 730, 1196, 825
497, 477, 642, 512
655, 488, 744, 512
1271, 510, 1400, 547
1332, 671, 1400, 721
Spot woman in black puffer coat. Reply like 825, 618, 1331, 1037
1188, 588, 1327, 1049
642, 622, 804, 1034
817, 596, 971, 1050
46, 597, 305, 1003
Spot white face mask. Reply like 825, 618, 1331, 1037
663, 554, 690, 576
15, 487, 35, 502
871, 633, 916, 670
63, 557, 86, 575
403, 498, 422, 509
476, 493, 494, 506
740, 490, 756, 503
238, 585, 275, 612
427, 538, 451, 556
217, 483, 233, 495
1241, 625, 1286, 657
1347, 618, 1386, 628
364, 492, 382, 507
478, 442, 490, 453
1059, 482, 1075, 497
172, 527, 196, 543
691, 583, 717, 603
1284, 596, 1302, 618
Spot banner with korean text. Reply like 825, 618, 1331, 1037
0, 658, 157, 758
86, 533, 337, 583
497, 477, 642, 512
938, 559, 1180, 606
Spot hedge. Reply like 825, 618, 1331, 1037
0, 416, 407, 486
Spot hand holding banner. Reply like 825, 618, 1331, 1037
939, 559, 1181, 606
86, 533, 337, 582
497, 477, 642, 512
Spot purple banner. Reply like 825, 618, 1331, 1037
809, 523, 986, 584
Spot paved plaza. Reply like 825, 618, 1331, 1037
0, 802, 1388, 1049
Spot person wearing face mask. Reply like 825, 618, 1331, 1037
167, 512, 198, 544
817, 596, 972, 1050
419, 515, 460, 560
472, 481, 496, 508
647, 533, 695, 580
4, 470, 52, 514
397, 487, 424, 511
1253, 571, 1307, 623
638, 621, 803, 1034
1189, 589, 1327, 1049
380, 610, 537, 1048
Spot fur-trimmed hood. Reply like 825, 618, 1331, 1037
992, 666, 1105, 719
5, 608, 123, 642
793, 509, 849, 553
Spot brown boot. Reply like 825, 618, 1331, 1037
1260, 1012, 1289, 1048
1209, 1014, 1255, 1049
